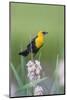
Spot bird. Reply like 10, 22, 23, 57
19, 31, 48, 57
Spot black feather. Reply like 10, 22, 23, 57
19, 36, 40, 56
19, 49, 29, 56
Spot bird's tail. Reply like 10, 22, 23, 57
19, 49, 29, 56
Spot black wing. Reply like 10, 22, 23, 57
27, 36, 37, 48
27, 36, 39, 53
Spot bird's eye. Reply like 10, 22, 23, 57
43, 32, 48, 35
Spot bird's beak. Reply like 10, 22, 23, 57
43, 32, 48, 35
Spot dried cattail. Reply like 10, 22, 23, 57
26, 60, 42, 81
34, 85, 44, 95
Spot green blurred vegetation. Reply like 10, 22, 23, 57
11, 3, 64, 65
10, 3, 64, 97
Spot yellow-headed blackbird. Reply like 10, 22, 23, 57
19, 31, 48, 56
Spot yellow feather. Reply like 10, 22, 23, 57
35, 32, 44, 48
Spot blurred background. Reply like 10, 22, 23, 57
10, 2, 65, 97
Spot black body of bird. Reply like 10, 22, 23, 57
19, 31, 48, 56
